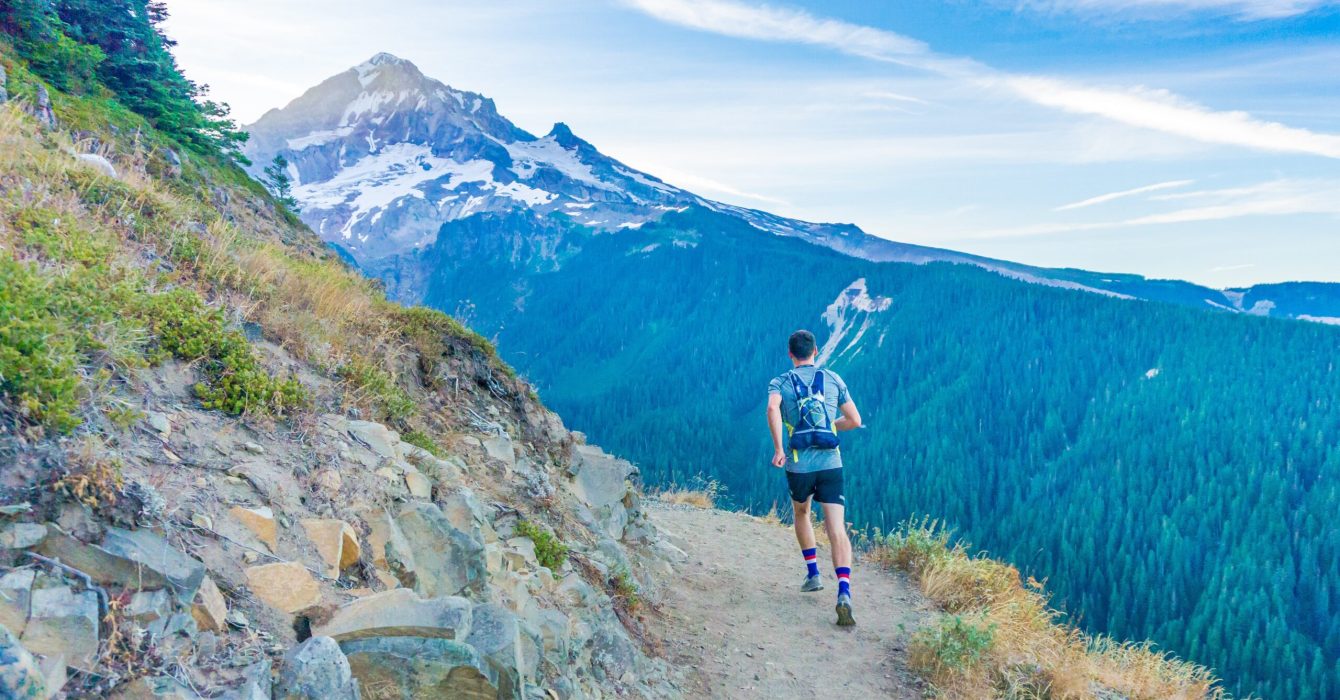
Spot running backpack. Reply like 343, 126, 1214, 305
787, 369, 840, 451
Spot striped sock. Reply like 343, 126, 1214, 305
836, 567, 851, 597
802, 548, 820, 577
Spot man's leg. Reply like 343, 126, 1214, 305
816, 468, 855, 626
792, 497, 817, 551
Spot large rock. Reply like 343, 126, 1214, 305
21, 585, 99, 669
245, 562, 321, 614
0, 570, 35, 636
391, 503, 485, 597
38, 527, 205, 601
229, 506, 279, 551
192, 576, 228, 632
341, 636, 497, 700
76, 153, 117, 179
274, 637, 359, 700
313, 589, 470, 642
0, 624, 46, 700
0, 523, 47, 550
225, 659, 272, 700
301, 520, 360, 578
569, 445, 632, 509
481, 435, 515, 470
344, 420, 401, 460
125, 589, 172, 623
465, 603, 531, 699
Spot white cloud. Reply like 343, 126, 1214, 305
966, 178, 1340, 237
1014, 0, 1338, 20
1211, 263, 1257, 271
643, 163, 791, 206
623, 0, 1340, 160
1002, 77, 1340, 158
1055, 179, 1194, 210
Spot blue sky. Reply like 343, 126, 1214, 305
162, 0, 1340, 286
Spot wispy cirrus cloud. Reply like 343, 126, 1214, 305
1014, 0, 1340, 20
622, 0, 1340, 159
966, 178, 1340, 238
1055, 179, 1194, 211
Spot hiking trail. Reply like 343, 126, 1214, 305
647, 502, 933, 698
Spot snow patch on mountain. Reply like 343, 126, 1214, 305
817, 278, 892, 365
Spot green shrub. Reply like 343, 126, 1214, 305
515, 520, 569, 570
610, 567, 641, 612
911, 614, 995, 675
0, 258, 83, 431
137, 289, 305, 416
402, 429, 447, 458
337, 357, 415, 422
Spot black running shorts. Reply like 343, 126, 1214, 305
785, 468, 845, 505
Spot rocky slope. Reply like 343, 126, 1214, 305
0, 56, 691, 699
247, 54, 1340, 322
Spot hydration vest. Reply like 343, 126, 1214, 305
787, 369, 840, 452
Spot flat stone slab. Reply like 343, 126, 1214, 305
341, 636, 499, 700
313, 588, 471, 642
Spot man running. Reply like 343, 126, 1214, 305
767, 329, 862, 627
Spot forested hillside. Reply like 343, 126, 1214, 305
389, 205, 1340, 699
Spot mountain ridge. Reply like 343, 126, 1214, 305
246, 52, 1340, 323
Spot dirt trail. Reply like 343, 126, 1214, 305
648, 502, 933, 698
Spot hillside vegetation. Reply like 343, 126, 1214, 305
397, 204, 1340, 699
0, 10, 691, 698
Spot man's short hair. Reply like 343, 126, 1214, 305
788, 330, 817, 359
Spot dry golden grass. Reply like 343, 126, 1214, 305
657, 488, 716, 509
874, 519, 1224, 700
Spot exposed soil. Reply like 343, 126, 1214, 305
647, 502, 933, 698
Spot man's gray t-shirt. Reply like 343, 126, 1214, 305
768, 365, 850, 473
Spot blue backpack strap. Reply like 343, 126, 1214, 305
810, 368, 825, 396
788, 370, 806, 397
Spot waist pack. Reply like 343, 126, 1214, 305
788, 369, 840, 451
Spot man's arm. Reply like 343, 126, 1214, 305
833, 400, 862, 432
767, 393, 787, 468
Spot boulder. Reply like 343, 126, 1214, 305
502, 538, 538, 572
0, 624, 46, 700
144, 411, 172, 438
192, 576, 228, 632
591, 620, 638, 684
301, 520, 360, 577
341, 636, 498, 700
0, 524, 47, 550
0, 65, 7, 105
21, 585, 99, 669
125, 589, 172, 624
33, 86, 55, 128
229, 506, 279, 551
466, 603, 531, 698
569, 446, 632, 509
224, 659, 272, 700
75, 153, 117, 179
275, 637, 358, 700
36, 653, 64, 698
403, 470, 432, 499
482, 435, 515, 470
245, 562, 321, 614
313, 589, 471, 642
391, 503, 485, 597
438, 486, 486, 536
0, 570, 35, 636
344, 420, 401, 460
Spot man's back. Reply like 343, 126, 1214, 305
768, 365, 850, 473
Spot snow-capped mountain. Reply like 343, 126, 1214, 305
246, 53, 1340, 322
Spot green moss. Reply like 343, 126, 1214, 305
515, 520, 569, 570
103, 405, 143, 430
